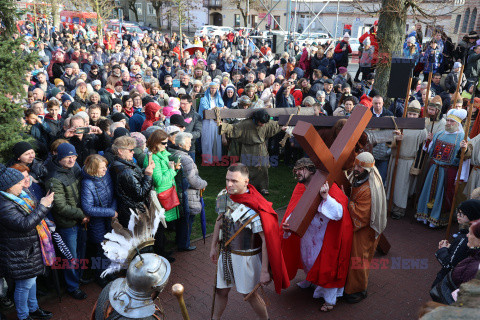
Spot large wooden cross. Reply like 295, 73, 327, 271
287, 104, 372, 237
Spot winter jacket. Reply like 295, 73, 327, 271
323, 91, 337, 115
110, 157, 152, 228
432, 228, 470, 288
145, 150, 179, 222
0, 190, 48, 280
169, 146, 207, 215
61, 73, 78, 92
370, 108, 394, 161
45, 160, 85, 228
81, 170, 117, 243
445, 71, 466, 93
465, 52, 480, 80
141, 102, 161, 132
422, 46, 443, 74
181, 108, 202, 152
334, 40, 352, 68
44, 114, 63, 141
129, 109, 146, 133
275, 85, 295, 108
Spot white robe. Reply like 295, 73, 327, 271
288, 195, 344, 304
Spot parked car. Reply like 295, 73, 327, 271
195, 25, 217, 37
106, 20, 145, 39
296, 33, 331, 46
210, 26, 234, 37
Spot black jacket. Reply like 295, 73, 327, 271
110, 157, 153, 228
67, 133, 110, 167
180, 108, 202, 152
0, 191, 48, 280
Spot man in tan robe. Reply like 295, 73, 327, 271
386, 100, 427, 219
344, 152, 387, 303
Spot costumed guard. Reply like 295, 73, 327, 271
281, 158, 353, 312
386, 100, 427, 219
415, 109, 468, 228
209, 163, 289, 320
344, 152, 387, 303
91, 191, 180, 319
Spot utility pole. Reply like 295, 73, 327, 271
287, 0, 292, 42
247, 0, 250, 28
334, 0, 339, 39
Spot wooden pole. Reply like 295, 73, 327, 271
172, 283, 190, 320
445, 87, 476, 239
210, 243, 219, 319
452, 63, 465, 107
423, 71, 433, 117
388, 76, 413, 213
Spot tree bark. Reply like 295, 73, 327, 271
129, 0, 139, 22
373, 0, 408, 100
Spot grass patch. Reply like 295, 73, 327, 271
189, 163, 297, 240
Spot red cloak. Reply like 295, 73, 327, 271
230, 185, 290, 294
281, 183, 353, 288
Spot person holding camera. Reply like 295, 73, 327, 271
45, 143, 88, 300
63, 113, 110, 166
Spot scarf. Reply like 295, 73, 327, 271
0, 191, 56, 266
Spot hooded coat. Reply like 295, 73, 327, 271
141, 102, 162, 132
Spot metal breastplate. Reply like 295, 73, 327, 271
224, 214, 262, 251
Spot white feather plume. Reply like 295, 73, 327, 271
100, 201, 163, 278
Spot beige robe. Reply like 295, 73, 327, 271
464, 135, 480, 197
386, 129, 427, 209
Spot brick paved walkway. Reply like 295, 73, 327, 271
5, 210, 448, 320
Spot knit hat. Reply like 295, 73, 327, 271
111, 98, 123, 107
115, 81, 123, 87
92, 80, 101, 87
130, 132, 146, 148
113, 127, 131, 140
165, 125, 181, 135
446, 108, 467, 125
54, 78, 64, 86
407, 100, 421, 114
49, 87, 62, 99
0, 164, 25, 191
453, 62, 462, 70
111, 112, 128, 123
170, 114, 188, 128
458, 200, 480, 222
61, 94, 74, 103
57, 143, 77, 161
13, 141, 34, 160
338, 67, 348, 74
143, 125, 162, 140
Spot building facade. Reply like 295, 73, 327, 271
452, 0, 479, 42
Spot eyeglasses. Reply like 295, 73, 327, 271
136, 76, 142, 79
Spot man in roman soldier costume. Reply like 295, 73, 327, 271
209, 163, 289, 320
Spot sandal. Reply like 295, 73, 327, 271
320, 303, 334, 312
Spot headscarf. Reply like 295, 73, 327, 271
351, 152, 387, 238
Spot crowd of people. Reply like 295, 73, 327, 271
1, 16, 480, 320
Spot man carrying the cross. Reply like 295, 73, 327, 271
209, 163, 289, 320
281, 158, 353, 312
344, 152, 387, 303
416, 108, 468, 228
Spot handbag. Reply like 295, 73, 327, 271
157, 185, 180, 211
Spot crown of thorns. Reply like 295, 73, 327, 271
293, 158, 315, 171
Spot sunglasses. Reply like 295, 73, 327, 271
136, 76, 142, 79
160, 141, 168, 145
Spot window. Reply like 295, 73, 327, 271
461, 8, 470, 33
469, 8, 477, 32
273, 16, 280, 30
454, 14, 462, 33
135, 3, 143, 16
147, 3, 155, 16
251, 15, 258, 28
234, 14, 240, 27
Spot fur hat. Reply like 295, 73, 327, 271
407, 100, 421, 114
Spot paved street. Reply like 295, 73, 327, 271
5, 209, 446, 320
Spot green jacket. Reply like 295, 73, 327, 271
144, 150, 179, 221
46, 162, 85, 228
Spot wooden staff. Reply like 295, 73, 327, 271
388, 76, 413, 213
423, 70, 433, 117
445, 87, 477, 239
172, 284, 190, 320
452, 63, 465, 106
243, 283, 262, 301
210, 243, 219, 319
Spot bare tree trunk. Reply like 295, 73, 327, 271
49, 0, 60, 29
129, 1, 139, 22
373, 0, 407, 100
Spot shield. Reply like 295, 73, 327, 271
184, 46, 205, 56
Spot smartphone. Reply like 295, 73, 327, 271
75, 127, 90, 134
